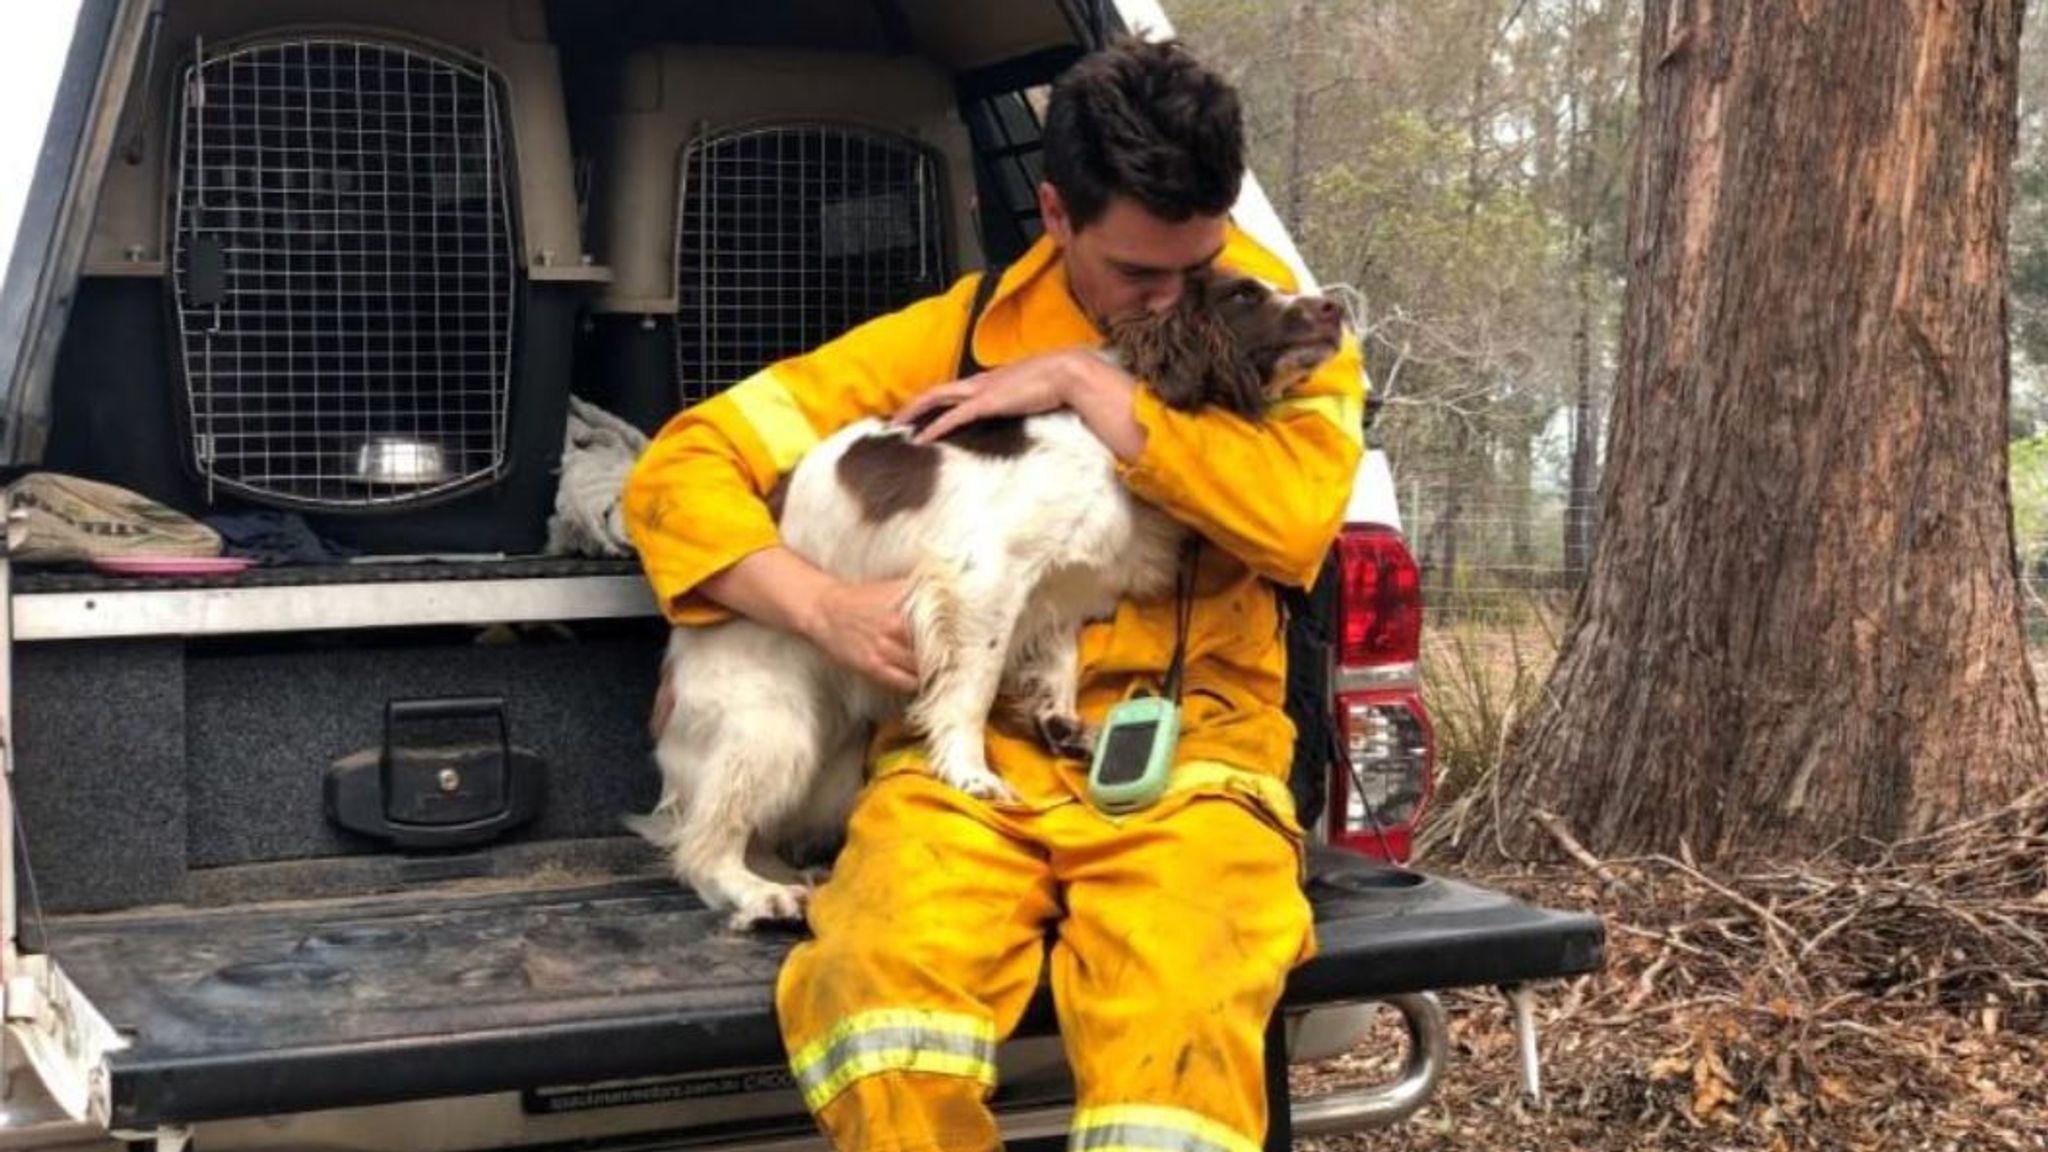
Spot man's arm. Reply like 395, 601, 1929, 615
697, 548, 918, 693
896, 337, 1366, 589
623, 273, 985, 686
1109, 332, 1366, 588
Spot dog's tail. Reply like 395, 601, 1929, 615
622, 772, 693, 855
621, 808, 680, 852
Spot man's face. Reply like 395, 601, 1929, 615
1038, 183, 1229, 326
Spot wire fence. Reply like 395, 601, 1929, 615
1397, 483, 1594, 631
1400, 481, 2048, 693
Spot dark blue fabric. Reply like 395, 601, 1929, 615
205, 511, 357, 565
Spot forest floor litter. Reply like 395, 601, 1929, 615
1296, 788, 2048, 1151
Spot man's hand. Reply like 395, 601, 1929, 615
896, 349, 1093, 444
699, 548, 919, 693
807, 578, 919, 694
898, 348, 1150, 462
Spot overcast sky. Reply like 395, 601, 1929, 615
0, 3, 86, 275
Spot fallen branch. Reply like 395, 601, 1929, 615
1532, 806, 1640, 894
1646, 852, 1810, 957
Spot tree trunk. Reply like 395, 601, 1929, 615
1507, 426, 1536, 573
1564, 6, 1602, 582
1565, 222, 1601, 581
1426, 423, 1472, 615
1484, 0, 2046, 861
1282, 0, 1312, 236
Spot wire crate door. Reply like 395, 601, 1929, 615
673, 123, 949, 406
169, 36, 518, 510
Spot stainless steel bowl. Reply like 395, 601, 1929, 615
353, 437, 449, 486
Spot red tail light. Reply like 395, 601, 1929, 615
1338, 528, 1423, 665
1326, 523, 1434, 862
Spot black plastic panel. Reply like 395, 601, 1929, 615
44, 846, 1603, 1128
10, 622, 666, 909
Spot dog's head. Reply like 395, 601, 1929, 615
1106, 267, 1347, 418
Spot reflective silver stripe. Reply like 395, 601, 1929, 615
1068, 1106, 1262, 1152
1073, 1123, 1244, 1152
725, 368, 818, 472
792, 1023, 997, 1109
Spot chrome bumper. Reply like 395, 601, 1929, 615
1291, 992, 1450, 1136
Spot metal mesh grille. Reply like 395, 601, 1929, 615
169, 36, 517, 508
673, 124, 946, 405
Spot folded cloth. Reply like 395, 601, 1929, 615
5, 472, 221, 562
205, 510, 358, 566
545, 396, 650, 558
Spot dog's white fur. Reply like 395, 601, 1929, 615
632, 407, 1185, 926
633, 274, 1344, 929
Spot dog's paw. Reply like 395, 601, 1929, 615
940, 766, 1019, 805
1033, 713, 1097, 762
726, 883, 811, 932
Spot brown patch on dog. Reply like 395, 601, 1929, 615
836, 434, 939, 521
1108, 266, 1345, 418
946, 416, 1032, 457
1113, 292, 1267, 417
905, 411, 1034, 458
762, 473, 791, 521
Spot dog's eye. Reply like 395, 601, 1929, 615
1225, 284, 1262, 306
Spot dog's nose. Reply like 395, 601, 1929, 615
1305, 296, 1343, 325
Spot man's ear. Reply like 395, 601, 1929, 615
1038, 182, 1072, 246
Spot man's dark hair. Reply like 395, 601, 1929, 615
1041, 36, 1246, 230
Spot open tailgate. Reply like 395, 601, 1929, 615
42, 846, 1602, 1129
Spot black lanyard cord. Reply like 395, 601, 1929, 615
1160, 539, 1200, 705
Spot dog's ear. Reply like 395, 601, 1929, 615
1111, 285, 1268, 417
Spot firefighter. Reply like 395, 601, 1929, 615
624, 35, 1365, 1152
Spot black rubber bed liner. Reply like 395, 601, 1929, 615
43, 847, 1603, 1129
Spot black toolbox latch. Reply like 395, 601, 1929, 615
325, 696, 546, 849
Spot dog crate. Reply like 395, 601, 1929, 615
169, 35, 518, 510
50, 0, 604, 557
581, 47, 981, 434
672, 122, 949, 406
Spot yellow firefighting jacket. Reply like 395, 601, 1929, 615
622, 223, 1366, 808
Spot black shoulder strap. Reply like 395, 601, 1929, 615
956, 263, 1007, 379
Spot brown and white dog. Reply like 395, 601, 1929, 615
632, 267, 1348, 928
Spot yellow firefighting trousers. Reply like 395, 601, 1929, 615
776, 742, 1316, 1152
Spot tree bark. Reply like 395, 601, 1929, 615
1483, 0, 2046, 861
1565, 233, 1600, 581
1565, 2, 1602, 581
1282, 0, 1312, 237
1427, 421, 1471, 612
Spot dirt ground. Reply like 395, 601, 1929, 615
1290, 804, 2048, 1152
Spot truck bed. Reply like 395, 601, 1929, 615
43, 845, 1603, 1130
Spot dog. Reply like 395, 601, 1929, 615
631, 266, 1348, 928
